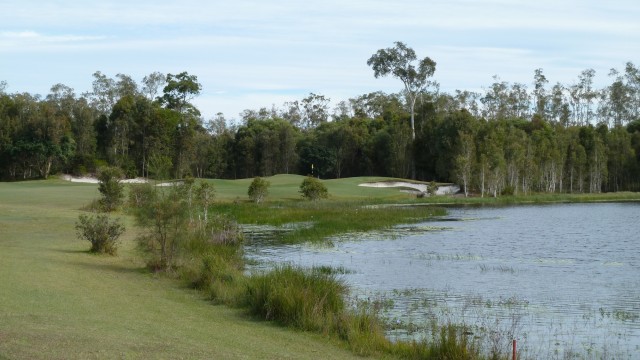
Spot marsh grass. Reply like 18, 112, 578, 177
415, 191, 640, 205
245, 265, 347, 332
215, 200, 446, 244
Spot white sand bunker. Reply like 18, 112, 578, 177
359, 181, 459, 196
61, 174, 148, 184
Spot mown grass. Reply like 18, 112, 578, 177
0, 179, 359, 359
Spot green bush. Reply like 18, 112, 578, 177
97, 166, 124, 212
75, 213, 125, 255
501, 185, 515, 196
299, 176, 328, 201
132, 185, 189, 271
248, 176, 270, 203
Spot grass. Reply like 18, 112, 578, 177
4, 175, 636, 359
214, 200, 446, 244
0, 179, 359, 359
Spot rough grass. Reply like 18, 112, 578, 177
0, 179, 359, 359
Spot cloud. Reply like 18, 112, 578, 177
2, 0, 639, 119
0, 31, 107, 52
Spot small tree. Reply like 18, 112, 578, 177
97, 166, 124, 212
195, 181, 215, 224
299, 176, 328, 201
132, 184, 189, 271
75, 213, 125, 255
248, 177, 270, 204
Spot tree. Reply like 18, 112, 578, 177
367, 42, 436, 140
141, 72, 166, 101
75, 213, 125, 255
248, 176, 270, 203
454, 131, 475, 197
97, 166, 124, 211
88, 71, 117, 116
160, 72, 202, 115
299, 176, 328, 201
159, 72, 203, 178
195, 180, 215, 223
132, 184, 189, 271
533, 68, 549, 118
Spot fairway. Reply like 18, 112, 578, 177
0, 179, 360, 359
205, 174, 415, 201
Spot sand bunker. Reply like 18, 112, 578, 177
359, 181, 460, 196
61, 175, 148, 184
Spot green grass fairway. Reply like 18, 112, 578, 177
208, 174, 416, 201
0, 180, 359, 359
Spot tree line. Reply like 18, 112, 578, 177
1, 51, 640, 194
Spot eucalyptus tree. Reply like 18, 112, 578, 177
160, 72, 202, 115
454, 130, 476, 197
533, 68, 549, 118
159, 72, 203, 178
569, 69, 598, 125
115, 74, 139, 98
481, 76, 510, 120
549, 83, 570, 125
600, 69, 631, 127
624, 62, 640, 122
141, 72, 166, 101
88, 71, 118, 116
367, 42, 436, 140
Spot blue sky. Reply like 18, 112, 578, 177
1, 0, 639, 121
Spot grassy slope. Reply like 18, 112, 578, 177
0, 180, 358, 359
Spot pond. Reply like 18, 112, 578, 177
244, 202, 640, 359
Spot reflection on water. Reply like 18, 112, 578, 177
244, 203, 640, 359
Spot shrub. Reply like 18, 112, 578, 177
132, 185, 189, 271
299, 176, 328, 201
501, 185, 515, 196
127, 183, 156, 210
428, 180, 438, 196
248, 176, 270, 204
97, 166, 124, 212
75, 213, 125, 255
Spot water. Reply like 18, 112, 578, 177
244, 203, 640, 359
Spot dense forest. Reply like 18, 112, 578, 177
1, 59, 640, 195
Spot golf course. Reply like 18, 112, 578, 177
0, 176, 374, 359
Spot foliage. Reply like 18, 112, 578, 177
97, 166, 124, 211
248, 176, 270, 203
299, 176, 328, 201
3, 63, 640, 191
131, 184, 189, 271
75, 213, 125, 255
368, 41, 437, 139
245, 265, 347, 332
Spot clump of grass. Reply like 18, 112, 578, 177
180, 218, 246, 306
244, 265, 347, 332
336, 309, 389, 356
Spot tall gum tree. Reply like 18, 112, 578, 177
367, 42, 436, 140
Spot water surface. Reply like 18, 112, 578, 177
245, 203, 640, 358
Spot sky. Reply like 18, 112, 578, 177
1, 0, 639, 121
